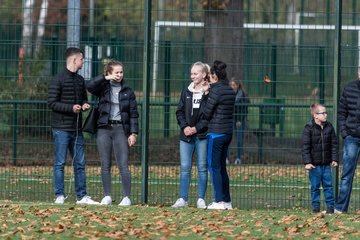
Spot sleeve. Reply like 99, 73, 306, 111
175, 90, 188, 129
81, 78, 88, 104
85, 74, 106, 97
301, 125, 312, 165
338, 89, 349, 139
129, 90, 139, 134
47, 75, 73, 113
331, 126, 339, 162
195, 94, 209, 133
203, 88, 218, 121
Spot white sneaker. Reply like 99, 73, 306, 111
55, 195, 65, 204
224, 202, 233, 210
119, 196, 131, 206
76, 196, 100, 205
100, 196, 112, 205
197, 198, 206, 209
226, 158, 230, 165
234, 158, 241, 165
171, 198, 188, 208
334, 209, 344, 214
207, 202, 226, 210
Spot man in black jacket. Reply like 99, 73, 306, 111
335, 69, 360, 213
48, 47, 99, 205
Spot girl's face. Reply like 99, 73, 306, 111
230, 81, 237, 91
110, 65, 123, 82
190, 65, 206, 86
314, 106, 327, 123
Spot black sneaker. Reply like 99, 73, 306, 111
312, 208, 320, 213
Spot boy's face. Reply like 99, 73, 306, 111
314, 106, 327, 123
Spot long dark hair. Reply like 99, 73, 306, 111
210, 60, 228, 84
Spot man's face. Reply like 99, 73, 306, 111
74, 53, 84, 70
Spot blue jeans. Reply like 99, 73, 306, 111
179, 138, 208, 201
309, 165, 335, 210
336, 136, 360, 212
227, 118, 245, 160
208, 133, 232, 202
52, 129, 87, 200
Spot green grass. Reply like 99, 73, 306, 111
0, 202, 359, 239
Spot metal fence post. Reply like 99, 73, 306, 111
141, 0, 152, 204
12, 103, 18, 166
319, 47, 325, 104
163, 41, 171, 138
333, 0, 342, 201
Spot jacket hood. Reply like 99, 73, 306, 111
187, 82, 206, 94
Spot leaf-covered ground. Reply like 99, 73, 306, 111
1, 202, 360, 239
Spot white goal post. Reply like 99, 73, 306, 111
152, 21, 360, 94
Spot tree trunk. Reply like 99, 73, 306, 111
35, 0, 49, 55
22, 0, 35, 57
204, 0, 244, 81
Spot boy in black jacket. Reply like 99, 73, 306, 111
301, 103, 338, 213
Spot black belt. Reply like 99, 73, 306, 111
108, 120, 123, 125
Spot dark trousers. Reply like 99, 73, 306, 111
207, 133, 232, 202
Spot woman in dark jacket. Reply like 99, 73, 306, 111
203, 60, 235, 210
86, 60, 138, 206
172, 62, 210, 209
301, 103, 338, 213
228, 79, 249, 165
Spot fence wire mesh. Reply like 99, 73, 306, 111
1, 0, 360, 210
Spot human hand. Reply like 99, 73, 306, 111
105, 73, 120, 81
82, 103, 91, 111
331, 161, 338, 167
190, 127, 197, 135
305, 164, 315, 170
73, 104, 82, 113
183, 127, 192, 136
128, 134, 137, 147
184, 127, 196, 136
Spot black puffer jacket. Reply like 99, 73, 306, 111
301, 119, 339, 166
203, 81, 235, 134
176, 87, 208, 142
85, 75, 138, 136
338, 79, 360, 138
48, 68, 88, 131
